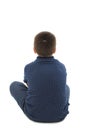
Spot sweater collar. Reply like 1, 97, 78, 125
37, 56, 54, 60
36, 56, 54, 62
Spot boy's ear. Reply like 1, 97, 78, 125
33, 48, 37, 53
53, 48, 56, 53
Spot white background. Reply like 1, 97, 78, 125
0, 0, 87, 129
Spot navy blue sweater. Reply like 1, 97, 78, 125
24, 56, 69, 122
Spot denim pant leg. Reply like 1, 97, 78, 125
10, 81, 28, 111
65, 85, 70, 104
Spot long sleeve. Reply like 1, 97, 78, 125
24, 66, 27, 84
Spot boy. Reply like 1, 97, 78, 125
10, 31, 70, 122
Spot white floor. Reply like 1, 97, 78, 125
0, 0, 87, 129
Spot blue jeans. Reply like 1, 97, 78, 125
10, 81, 28, 110
10, 81, 70, 112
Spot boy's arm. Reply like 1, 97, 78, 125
23, 66, 28, 87
24, 62, 33, 87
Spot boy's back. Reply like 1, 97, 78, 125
24, 56, 69, 122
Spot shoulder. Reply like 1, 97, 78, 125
54, 58, 67, 75
24, 59, 38, 72
54, 58, 66, 68
24, 62, 34, 71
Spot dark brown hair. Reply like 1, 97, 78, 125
34, 31, 56, 57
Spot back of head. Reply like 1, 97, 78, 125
34, 31, 56, 57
